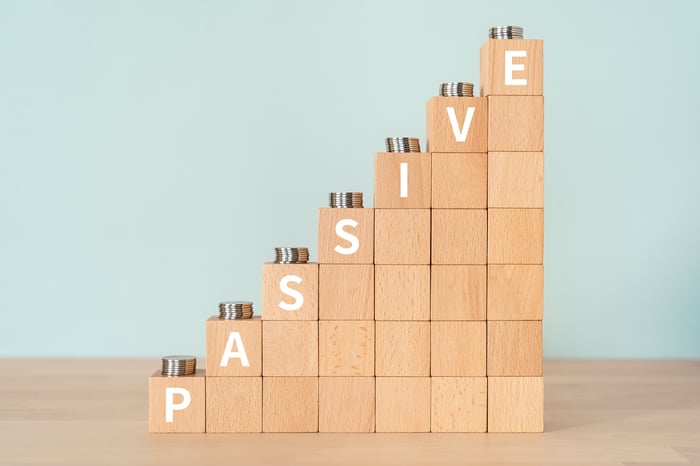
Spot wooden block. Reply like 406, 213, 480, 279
319, 377, 375, 432
375, 377, 430, 432
431, 265, 486, 320
374, 209, 430, 265
318, 264, 374, 320
205, 377, 262, 433
262, 263, 319, 320
488, 96, 544, 152
488, 265, 544, 320
375, 321, 429, 376
148, 370, 205, 433
487, 321, 542, 376
262, 321, 318, 376
488, 152, 544, 208
431, 153, 487, 208
374, 152, 431, 208
488, 209, 543, 264
431, 321, 486, 376
318, 207, 374, 264
426, 96, 488, 153
319, 321, 374, 376
488, 377, 544, 432
431, 377, 487, 432
431, 209, 487, 264
375, 265, 430, 320
206, 316, 261, 377
263, 377, 318, 432
480, 39, 543, 96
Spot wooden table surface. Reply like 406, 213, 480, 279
0, 359, 698, 465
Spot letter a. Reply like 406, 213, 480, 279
446, 107, 475, 142
219, 331, 250, 367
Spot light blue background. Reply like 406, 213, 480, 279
1, 1, 698, 358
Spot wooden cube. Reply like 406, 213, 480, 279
431, 209, 487, 264
375, 377, 430, 432
374, 209, 430, 265
431, 377, 487, 432
375, 321, 430, 376
480, 39, 543, 96
431, 265, 486, 320
318, 264, 374, 320
262, 263, 319, 320
431, 321, 486, 376
318, 208, 374, 264
432, 153, 487, 208
488, 377, 544, 432
488, 96, 544, 152
487, 321, 542, 376
262, 321, 318, 376
425, 96, 488, 152
263, 377, 318, 432
375, 265, 430, 320
206, 376, 262, 433
374, 152, 431, 208
488, 152, 544, 208
488, 265, 544, 320
148, 370, 205, 433
488, 209, 543, 264
319, 321, 374, 376
319, 377, 375, 432
206, 316, 261, 377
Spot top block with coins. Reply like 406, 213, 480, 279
425, 82, 488, 153
262, 247, 319, 320
318, 192, 374, 264
480, 26, 543, 96
374, 137, 431, 209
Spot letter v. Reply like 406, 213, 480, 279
446, 107, 475, 142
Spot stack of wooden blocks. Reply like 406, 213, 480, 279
149, 31, 544, 434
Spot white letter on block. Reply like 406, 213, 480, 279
446, 107, 475, 142
334, 219, 359, 255
279, 274, 303, 311
220, 331, 250, 367
505, 50, 527, 86
400, 162, 408, 198
165, 387, 191, 423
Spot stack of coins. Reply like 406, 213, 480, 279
329, 192, 363, 208
385, 137, 421, 153
439, 82, 474, 97
274, 247, 309, 264
489, 26, 524, 39
161, 355, 196, 376
219, 301, 254, 319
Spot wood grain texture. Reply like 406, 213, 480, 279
319, 321, 374, 376
431, 209, 487, 264
319, 377, 375, 433
488, 152, 544, 208
262, 377, 318, 433
375, 321, 430, 376
488, 265, 544, 320
318, 208, 374, 264
375, 377, 431, 433
480, 39, 543, 97
431, 265, 486, 320
431, 321, 486, 376
205, 376, 262, 433
487, 321, 542, 376
425, 96, 488, 152
261, 263, 318, 320
374, 209, 430, 265
319, 264, 374, 320
375, 265, 430, 321
205, 317, 261, 376
148, 370, 205, 433
262, 321, 318, 376
488, 377, 544, 433
431, 377, 487, 432
374, 152, 431, 208
488, 209, 543, 264
432, 153, 487, 209
488, 96, 544, 152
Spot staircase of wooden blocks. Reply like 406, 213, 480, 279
148, 27, 544, 434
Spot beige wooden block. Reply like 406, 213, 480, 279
431, 265, 486, 320
318, 208, 374, 264
319, 377, 375, 432
426, 96, 488, 153
205, 376, 262, 433
431, 321, 486, 376
431, 377, 487, 432
488, 265, 544, 320
431, 209, 487, 264
148, 370, 205, 433
318, 264, 374, 320
375, 377, 430, 432
431, 153, 487, 209
375, 321, 429, 376
374, 209, 430, 265
261, 263, 318, 320
374, 152, 431, 208
206, 317, 261, 377
319, 321, 374, 376
488, 152, 544, 208
488, 377, 544, 432
487, 321, 542, 376
480, 39, 543, 97
488, 96, 544, 152
263, 377, 318, 432
488, 209, 543, 264
262, 321, 318, 376
375, 265, 430, 321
